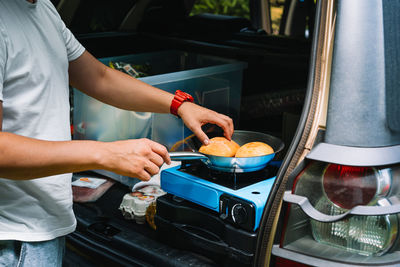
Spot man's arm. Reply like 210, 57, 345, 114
68, 51, 234, 144
68, 51, 174, 113
0, 102, 170, 181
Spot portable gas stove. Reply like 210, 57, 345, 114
160, 160, 280, 231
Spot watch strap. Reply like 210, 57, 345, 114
170, 90, 194, 116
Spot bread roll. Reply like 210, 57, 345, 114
199, 137, 240, 157
235, 142, 274, 157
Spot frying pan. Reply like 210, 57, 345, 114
169, 130, 284, 173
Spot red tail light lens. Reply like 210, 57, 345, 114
323, 164, 377, 209
275, 257, 311, 267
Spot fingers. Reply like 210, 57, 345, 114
131, 154, 161, 181
136, 169, 151, 181
191, 126, 211, 145
213, 113, 234, 140
143, 160, 161, 178
179, 103, 234, 144
199, 113, 234, 144
149, 152, 165, 167
147, 140, 171, 165
102, 139, 171, 182
137, 138, 170, 166
137, 139, 170, 180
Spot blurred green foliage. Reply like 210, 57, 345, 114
190, 0, 250, 19
270, 0, 285, 34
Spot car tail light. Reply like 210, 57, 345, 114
310, 196, 397, 256
275, 257, 311, 267
323, 164, 377, 209
280, 161, 400, 258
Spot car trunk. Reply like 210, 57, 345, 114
64, 2, 312, 266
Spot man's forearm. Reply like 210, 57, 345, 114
69, 51, 175, 113
0, 132, 103, 180
99, 67, 175, 112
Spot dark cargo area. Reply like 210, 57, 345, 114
62, 0, 313, 265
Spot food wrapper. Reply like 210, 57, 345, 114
109, 61, 151, 78
72, 174, 115, 203
72, 177, 107, 189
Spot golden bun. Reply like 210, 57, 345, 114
235, 142, 274, 158
199, 137, 240, 157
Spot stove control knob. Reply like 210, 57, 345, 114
231, 204, 248, 225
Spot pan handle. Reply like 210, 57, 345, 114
169, 151, 210, 163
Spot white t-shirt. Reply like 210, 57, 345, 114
0, 0, 85, 241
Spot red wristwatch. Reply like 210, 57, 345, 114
170, 90, 194, 117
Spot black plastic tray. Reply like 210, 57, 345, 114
65, 179, 217, 266
155, 194, 258, 266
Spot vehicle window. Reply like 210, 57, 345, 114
270, 0, 285, 35
189, 0, 314, 39
274, 0, 315, 38
65, 0, 137, 34
190, 0, 251, 20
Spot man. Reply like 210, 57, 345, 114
0, 0, 234, 266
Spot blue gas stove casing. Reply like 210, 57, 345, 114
160, 163, 278, 231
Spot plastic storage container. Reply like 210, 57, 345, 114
73, 50, 247, 186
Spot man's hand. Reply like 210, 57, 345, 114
0, 133, 171, 181
99, 138, 171, 181
177, 102, 234, 145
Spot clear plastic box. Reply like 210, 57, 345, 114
73, 50, 247, 186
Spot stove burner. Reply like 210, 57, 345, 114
179, 160, 278, 190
